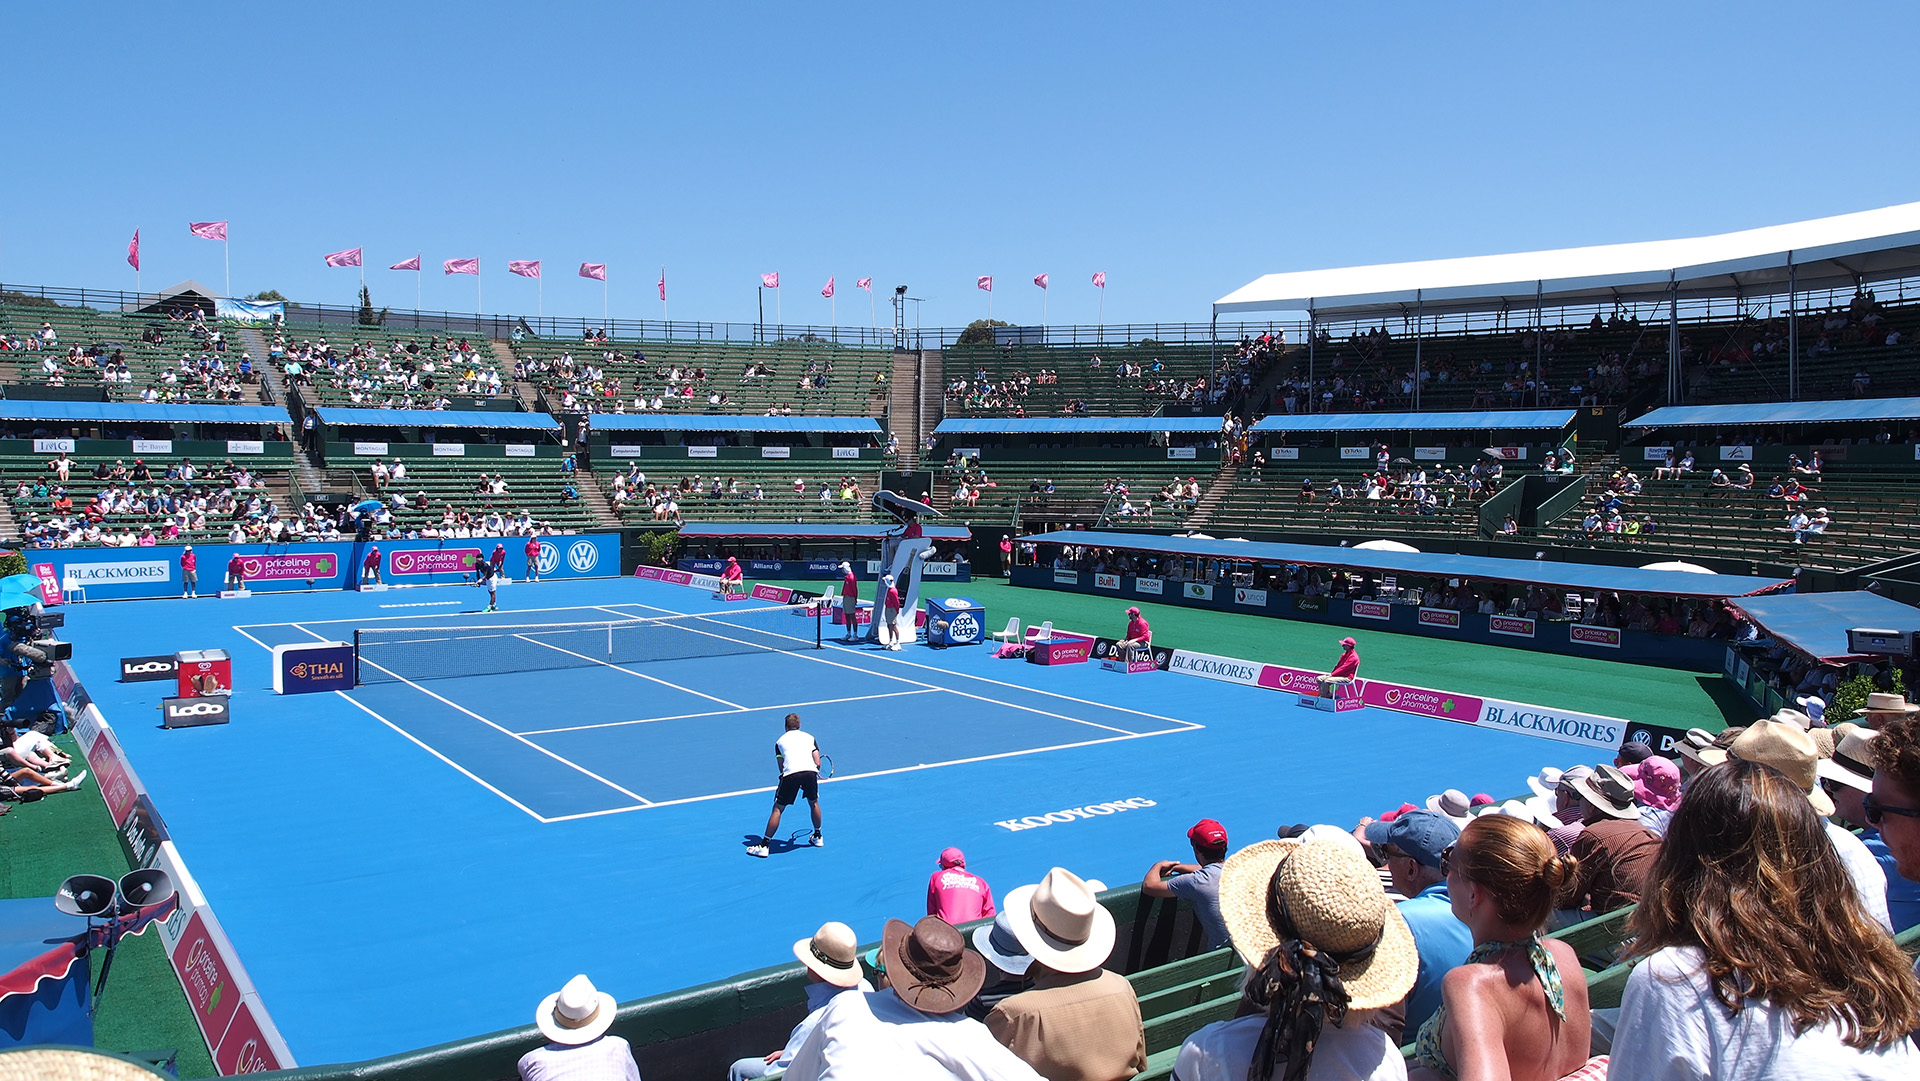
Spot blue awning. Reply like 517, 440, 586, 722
315, 408, 560, 431
1628, 397, 1920, 428
591, 415, 881, 434
677, 522, 971, 540
0, 401, 290, 424
1249, 409, 1576, 434
934, 418, 1225, 435
1729, 590, 1920, 662
1019, 529, 1794, 598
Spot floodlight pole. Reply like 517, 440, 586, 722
1307, 304, 1317, 414
1786, 256, 1798, 401
1412, 290, 1424, 412
1534, 280, 1544, 407
1666, 272, 1681, 406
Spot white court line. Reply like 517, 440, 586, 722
516, 689, 939, 737
334, 694, 554, 822
592, 603, 1202, 735
582, 605, 1146, 737
539, 724, 1196, 823
379, 601, 463, 609
510, 635, 744, 709
234, 601, 723, 632
285, 622, 658, 807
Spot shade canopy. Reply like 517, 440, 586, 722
1628, 397, 1920, 429
1729, 590, 1920, 662
590, 415, 881, 434
1216, 200, 1920, 320
315, 408, 560, 431
1022, 529, 1793, 598
1249, 409, 1574, 435
935, 417, 1225, 435
0, 401, 289, 425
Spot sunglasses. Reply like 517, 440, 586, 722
1863, 798, 1920, 827
1439, 843, 1456, 877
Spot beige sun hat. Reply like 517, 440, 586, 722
0, 1049, 173, 1081
1729, 718, 1834, 817
1569, 764, 1641, 820
792, 921, 863, 988
1676, 727, 1727, 768
1002, 867, 1116, 975
1856, 692, 1920, 719
1424, 788, 1474, 827
1815, 727, 1879, 794
535, 973, 618, 1045
1216, 839, 1417, 1011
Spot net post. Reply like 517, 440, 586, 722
352, 629, 361, 686
814, 600, 822, 649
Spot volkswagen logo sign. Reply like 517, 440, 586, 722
1629, 729, 1652, 745
536, 543, 560, 575
566, 540, 599, 573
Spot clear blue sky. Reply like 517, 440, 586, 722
6, 3, 1917, 330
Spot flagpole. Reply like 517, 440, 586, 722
602, 273, 608, 325
223, 236, 230, 299
477, 270, 483, 316
415, 258, 421, 311
537, 275, 543, 318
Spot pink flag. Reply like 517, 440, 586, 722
658, 270, 667, 301
821, 276, 835, 299
857, 277, 872, 292
324, 247, 363, 268
976, 275, 993, 292
126, 230, 141, 271
444, 257, 479, 276
390, 254, 421, 271
509, 260, 541, 279
579, 263, 607, 281
1092, 271, 1106, 288
1033, 273, 1049, 290
761, 272, 780, 289
189, 221, 228, 241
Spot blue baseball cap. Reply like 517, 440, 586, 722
1363, 810, 1460, 869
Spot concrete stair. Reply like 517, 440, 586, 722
572, 472, 621, 530
233, 325, 283, 410
1182, 462, 1239, 530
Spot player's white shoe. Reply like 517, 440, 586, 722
746, 843, 769, 858
810, 831, 824, 847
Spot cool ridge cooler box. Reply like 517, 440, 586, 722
924, 597, 986, 647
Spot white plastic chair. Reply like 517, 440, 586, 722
1025, 620, 1053, 643
989, 616, 1021, 644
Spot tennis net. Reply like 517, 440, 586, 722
353, 603, 823, 684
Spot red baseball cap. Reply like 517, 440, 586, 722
1379, 801, 1420, 822
1187, 819, 1228, 849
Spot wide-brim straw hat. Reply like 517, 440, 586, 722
1730, 718, 1834, 817
793, 921, 863, 988
1217, 839, 1417, 1011
1003, 867, 1116, 974
0, 1049, 173, 1081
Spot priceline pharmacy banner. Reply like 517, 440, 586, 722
1165, 647, 1630, 751
31, 535, 620, 601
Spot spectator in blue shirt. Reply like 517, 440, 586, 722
1822, 727, 1920, 932
1142, 819, 1231, 952
1363, 809, 1471, 1041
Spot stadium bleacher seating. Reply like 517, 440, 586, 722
602, 457, 882, 527
510, 335, 893, 417
941, 342, 1221, 417
933, 455, 1217, 530
0, 297, 266, 404
0, 448, 296, 545
346, 454, 601, 534
270, 324, 510, 409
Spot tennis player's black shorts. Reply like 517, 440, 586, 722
774, 770, 819, 807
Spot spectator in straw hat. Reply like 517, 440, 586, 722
1869, 716, 1920, 945
1174, 839, 1419, 1081
784, 917, 1042, 1081
1731, 717, 1892, 931
516, 974, 640, 1081
1555, 765, 1660, 925
1414, 816, 1597, 1081
1821, 728, 1920, 932
1855, 691, 1920, 728
984, 868, 1145, 1081
728, 923, 872, 1081
1673, 728, 1725, 787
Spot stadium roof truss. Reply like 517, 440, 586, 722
1214, 201, 1920, 321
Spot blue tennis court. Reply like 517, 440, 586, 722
67, 576, 1588, 1065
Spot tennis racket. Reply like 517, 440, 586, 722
818, 754, 834, 778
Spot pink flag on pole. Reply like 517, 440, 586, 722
857, 277, 872, 292
1092, 271, 1107, 288
324, 247, 363, 268
821, 276, 835, 299
658, 270, 667, 301
1033, 273, 1049, 290
761, 272, 780, 289
508, 260, 541, 279
189, 221, 228, 241
976, 275, 993, 292
390, 255, 421, 271
579, 263, 607, 281
444, 257, 479, 276
126, 230, 141, 271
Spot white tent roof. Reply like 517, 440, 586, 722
1215, 201, 1920, 319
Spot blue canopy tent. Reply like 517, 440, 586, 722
591, 415, 881, 434
1248, 409, 1576, 435
1728, 590, 1920, 662
934, 418, 1226, 435
676, 523, 971, 541
314, 408, 561, 431
0, 401, 288, 425
1628, 397, 1920, 429
1020, 530, 1793, 598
